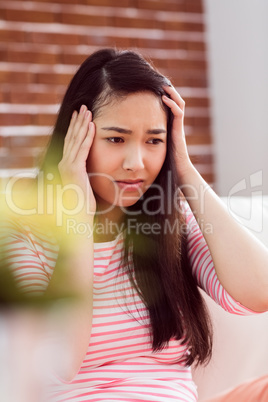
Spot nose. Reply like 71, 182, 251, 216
122, 145, 145, 172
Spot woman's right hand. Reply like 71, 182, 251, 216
58, 105, 96, 217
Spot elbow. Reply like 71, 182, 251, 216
239, 284, 268, 313
61, 372, 78, 384
259, 298, 268, 313
251, 304, 268, 313
56, 364, 80, 383
250, 289, 268, 313
52, 349, 86, 383
259, 283, 268, 312
249, 276, 268, 313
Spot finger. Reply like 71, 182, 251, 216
64, 106, 87, 148
163, 85, 185, 111
162, 95, 184, 120
63, 105, 88, 155
63, 110, 78, 154
77, 122, 95, 164
162, 95, 186, 145
58, 118, 94, 185
66, 110, 92, 163
64, 109, 92, 161
65, 104, 86, 140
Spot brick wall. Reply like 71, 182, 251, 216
0, 0, 214, 183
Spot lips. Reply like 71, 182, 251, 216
115, 179, 144, 191
117, 179, 144, 184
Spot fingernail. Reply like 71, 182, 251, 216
80, 105, 86, 113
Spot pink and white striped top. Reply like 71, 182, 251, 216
1, 205, 255, 402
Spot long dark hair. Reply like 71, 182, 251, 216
42, 48, 212, 366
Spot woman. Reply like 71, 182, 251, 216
2, 48, 268, 402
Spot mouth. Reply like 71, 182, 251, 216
117, 179, 144, 184
115, 179, 144, 191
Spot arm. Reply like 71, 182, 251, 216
183, 201, 259, 314
46, 105, 96, 381
45, 227, 94, 382
0, 106, 96, 381
163, 87, 268, 313
0, 218, 94, 382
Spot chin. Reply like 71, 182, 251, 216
95, 193, 142, 212
116, 198, 141, 208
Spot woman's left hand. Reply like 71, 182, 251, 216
162, 89, 268, 313
162, 85, 193, 179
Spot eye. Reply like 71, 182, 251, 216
106, 137, 124, 144
147, 138, 165, 145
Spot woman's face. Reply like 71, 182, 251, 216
86, 92, 167, 212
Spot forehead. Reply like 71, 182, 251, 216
94, 91, 167, 122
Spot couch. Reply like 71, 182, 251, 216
192, 195, 268, 400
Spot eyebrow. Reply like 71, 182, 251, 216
101, 126, 167, 135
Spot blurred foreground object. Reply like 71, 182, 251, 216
0, 176, 79, 402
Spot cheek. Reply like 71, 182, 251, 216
87, 141, 120, 174
90, 176, 114, 193
154, 147, 167, 171
86, 142, 103, 173
154, 148, 167, 177
162, 146, 167, 164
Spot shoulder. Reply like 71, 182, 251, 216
0, 215, 59, 288
1, 215, 58, 251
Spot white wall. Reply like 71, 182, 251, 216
204, 0, 268, 196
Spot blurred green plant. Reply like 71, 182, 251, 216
0, 177, 77, 309
0, 248, 76, 309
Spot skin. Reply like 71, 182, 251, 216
162, 85, 268, 312
52, 91, 168, 378
86, 92, 167, 224
54, 83, 268, 381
